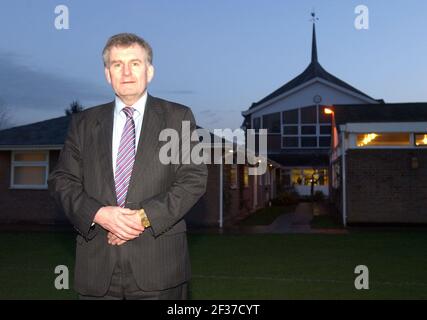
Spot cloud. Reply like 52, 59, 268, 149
0, 52, 111, 124
196, 109, 223, 127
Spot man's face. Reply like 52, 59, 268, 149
104, 44, 154, 105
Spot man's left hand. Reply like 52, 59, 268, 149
107, 232, 128, 245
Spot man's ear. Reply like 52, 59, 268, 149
147, 64, 155, 83
104, 67, 112, 84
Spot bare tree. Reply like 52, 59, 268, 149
0, 100, 13, 130
65, 100, 84, 116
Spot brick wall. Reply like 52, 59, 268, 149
346, 149, 427, 223
0, 150, 67, 224
0, 149, 259, 228
186, 163, 257, 227
185, 164, 220, 227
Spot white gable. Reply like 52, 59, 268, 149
247, 78, 377, 119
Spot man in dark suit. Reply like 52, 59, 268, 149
48, 33, 208, 299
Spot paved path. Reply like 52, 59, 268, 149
202, 202, 348, 235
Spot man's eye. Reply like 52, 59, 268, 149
114, 64, 121, 68
132, 62, 139, 66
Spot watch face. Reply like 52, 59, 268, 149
313, 95, 322, 103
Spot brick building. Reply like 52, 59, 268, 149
329, 103, 427, 225
0, 115, 282, 227
241, 21, 381, 197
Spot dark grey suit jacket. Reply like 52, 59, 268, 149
48, 95, 208, 296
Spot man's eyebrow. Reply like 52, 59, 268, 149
110, 59, 142, 64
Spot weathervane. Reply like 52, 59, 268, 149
310, 10, 319, 23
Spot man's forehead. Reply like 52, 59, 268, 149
109, 44, 147, 57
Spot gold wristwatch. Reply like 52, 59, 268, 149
137, 208, 151, 228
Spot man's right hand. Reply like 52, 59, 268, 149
93, 206, 145, 240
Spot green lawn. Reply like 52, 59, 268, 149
311, 214, 344, 229
237, 205, 296, 226
0, 231, 427, 299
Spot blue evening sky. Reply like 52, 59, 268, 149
1, 0, 426, 130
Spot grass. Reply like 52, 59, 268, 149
311, 214, 343, 229
0, 232, 77, 300
1, 230, 427, 299
237, 205, 296, 226
311, 201, 344, 229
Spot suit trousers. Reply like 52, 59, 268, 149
79, 247, 188, 300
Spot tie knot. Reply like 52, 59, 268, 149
122, 106, 134, 118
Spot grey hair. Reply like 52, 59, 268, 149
102, 33, 153, 66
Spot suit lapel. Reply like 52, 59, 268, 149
94, 101, 116, 203
127, 95, 166, 202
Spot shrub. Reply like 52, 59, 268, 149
272, 190, 300, 206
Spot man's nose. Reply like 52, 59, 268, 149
122, 64, 132, 76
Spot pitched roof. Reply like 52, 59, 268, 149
247, 23, 376, 111
0, 116, 70, 146
331, 103, 427, 126
0, 114, 233, 148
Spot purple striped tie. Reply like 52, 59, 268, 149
115, 106, 136, 208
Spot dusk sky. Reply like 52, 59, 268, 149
1, 0, 427, 130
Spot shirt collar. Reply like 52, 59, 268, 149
114, 92, 148, 118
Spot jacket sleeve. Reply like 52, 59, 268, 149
140, 108, 208, 237
48, 114, 103, 240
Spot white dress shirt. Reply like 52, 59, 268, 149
112, 92, 147, 175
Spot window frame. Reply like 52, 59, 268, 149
262, 112, 281, 134
281, 105, 332, 149
10, 150, 49, 189
355, 132, 412, 148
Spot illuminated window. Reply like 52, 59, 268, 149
11, 151, 49, 189
243, 166, 249, 188
303, 169, 328, 186
303, 169, 316, 186
356, 133, 410, 147
415, 133, 427, 146
291, 169, 303, 185
317, 169, 329, 186
291, 168, 329, 186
